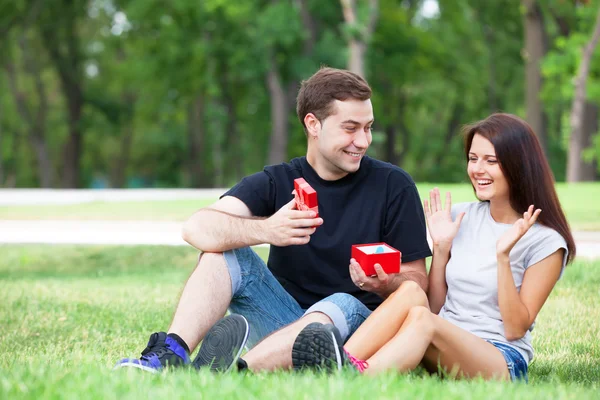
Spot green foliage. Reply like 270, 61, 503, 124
1, 0, 600, 187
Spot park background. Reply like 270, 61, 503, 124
1, 0, 600, 399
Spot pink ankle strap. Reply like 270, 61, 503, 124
344, 349, 368, 373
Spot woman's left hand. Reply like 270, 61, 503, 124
496, 205, 542, 257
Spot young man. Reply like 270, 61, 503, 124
115, 67, 431, 373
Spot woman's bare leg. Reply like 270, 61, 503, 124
364, 306, 509, 380
344, 281, 428, 360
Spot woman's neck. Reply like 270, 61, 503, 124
489, 199, 520, 224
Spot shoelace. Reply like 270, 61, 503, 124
344, 349, 368, 373
141, 346, 169, 361
140, 335, 170, 361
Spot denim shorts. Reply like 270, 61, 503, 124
222, 247, 372, 348
488, 340, 528, 382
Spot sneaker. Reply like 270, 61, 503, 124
193, 314, 250, 372
114, 332, 190, 373
291, 322, 327, 371
292, 323, 368, 373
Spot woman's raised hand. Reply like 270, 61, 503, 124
423, 188, 465, 251
496, 205, 541, 257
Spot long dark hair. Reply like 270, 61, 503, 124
463, 113, 576, 264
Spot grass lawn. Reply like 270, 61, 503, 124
0, 183, 598, 231
1, 245, 599, 399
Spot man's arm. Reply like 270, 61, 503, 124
377, 258, 428, 298
181, 196, 265, 252
182, 196, 322, 252
349, 257, 428, 299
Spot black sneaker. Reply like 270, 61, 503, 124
193, 314, 250, 372
292, 323, 369, 373
292, 323, 344, 372
114, 332, 190, 373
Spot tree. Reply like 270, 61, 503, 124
37, 0, 87, 188
567, 5, 600, 181
340, 0, 379, 77
523, 0, 549, 151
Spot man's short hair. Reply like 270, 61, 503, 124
296, 67, 372, 134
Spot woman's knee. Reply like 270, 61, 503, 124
405, 305, 435, 336
390, 280, 428, 307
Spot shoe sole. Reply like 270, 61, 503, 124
322, 324, 343, 371
291, 322, 323, 371
113, 361, 159, 374
292, 323, 343, 372
193, 314, 249, 372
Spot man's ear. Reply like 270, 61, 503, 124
304, 113, 321, 139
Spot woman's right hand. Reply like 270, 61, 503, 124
423, 188, 465, 251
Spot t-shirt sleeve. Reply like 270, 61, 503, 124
525, 228, 569, 274
384, 178, 432, 263
220, 171, 276, 217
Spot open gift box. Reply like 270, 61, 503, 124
293, 178, 319, 218
351, 243, 402, 276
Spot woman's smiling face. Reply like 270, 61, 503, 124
467, 134, 510, 202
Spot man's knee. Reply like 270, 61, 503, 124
197, 251, 226, 267
303, 293, 371, 341
300, 311, 333, 325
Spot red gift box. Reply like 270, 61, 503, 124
351, 243, 402, 276
293, 178, 319, 218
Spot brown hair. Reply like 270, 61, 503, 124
296, 67, 372, 134
463, 113, 576, 264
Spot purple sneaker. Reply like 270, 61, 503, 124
114, 332, 190, 373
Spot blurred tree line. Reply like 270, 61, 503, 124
1, 0, 600, 188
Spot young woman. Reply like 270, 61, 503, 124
291, 113, 576, 381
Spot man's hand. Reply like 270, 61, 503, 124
349, 258, 399, 298
263, 198, 323, 246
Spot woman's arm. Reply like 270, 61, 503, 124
422, 188, 465, 314
497, 249, 564, 340
495, 205, 564, 340
428, 244, 451, 314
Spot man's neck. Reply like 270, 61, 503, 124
306, 152, 349, 181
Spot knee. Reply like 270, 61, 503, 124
301, 311, 333, 325
197, 251, 226, 267
405, 306, 435, 336
389, 280, 428, 307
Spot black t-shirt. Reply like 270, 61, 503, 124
222, 156, 431, 310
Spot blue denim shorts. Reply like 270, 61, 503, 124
222, 247, 372, 348
488, 340, 528, 382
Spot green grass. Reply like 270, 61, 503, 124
0, 183, 598, 230
1, 245, 599, 399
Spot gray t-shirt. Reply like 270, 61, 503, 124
438, 202, 568, 364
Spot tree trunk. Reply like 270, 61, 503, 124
31, 135, 53, 187
579, 101, 599, 180
567, 7, 600, 182
4, 35, 53, 188
340, 0, 379, 77
267, 56, 288, 165
112, 123, 134, 188
218, 65, 241, 181
187, 95, 208, 187
40, 2, 84, 188
61, 91, 83, 188
434, 102, 464, 168
384, 124, 398, 165
523, 0, 548, 151
0, 81, 4, 186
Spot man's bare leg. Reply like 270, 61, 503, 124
168, 252, 232, 352
242, 312, 333, 371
